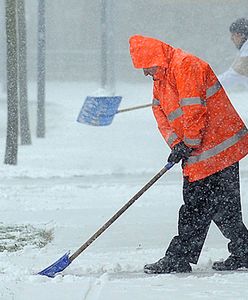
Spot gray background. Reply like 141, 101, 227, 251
1, 0, 248, 82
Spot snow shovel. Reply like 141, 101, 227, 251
38, 162, 174, 278
76, 95, 152, 126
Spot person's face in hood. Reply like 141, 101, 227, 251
143, 66, 165, 81
143, 66, 158, 80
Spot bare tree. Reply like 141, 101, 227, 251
37, 0, 46, 138
17, 0, 31, 145
4, 0, 18, 165
0, 1, 7, 94
100, 0, 115, 95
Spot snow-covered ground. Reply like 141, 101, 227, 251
1, 81, 248, 300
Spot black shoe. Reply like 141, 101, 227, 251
212, 255, 248, 271
144, 256, 192, 274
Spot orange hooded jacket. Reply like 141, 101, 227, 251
129, 35, 248, 182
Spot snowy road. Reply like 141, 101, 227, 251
1, 83, 248, 299
1, 170, 248, 300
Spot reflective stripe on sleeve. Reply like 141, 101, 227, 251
183, 137, 201, 147
167, 108, 183, 122
168, 97, 205, 122
180, 97, 205, 107
187, 127, 248, 165
167, 132, 179, 147
206, 81, 222, 98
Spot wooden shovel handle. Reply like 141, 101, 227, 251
69, 162, 174, 262
117, 103, 152, 114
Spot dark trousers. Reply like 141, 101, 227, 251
165, 162, 248, 264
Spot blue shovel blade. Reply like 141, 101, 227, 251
38, 252, 71, 278
77, 96, 122, 126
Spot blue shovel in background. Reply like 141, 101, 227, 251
76, 0, 152, 127
77, 95, 152, 126
38, 162, 174, 278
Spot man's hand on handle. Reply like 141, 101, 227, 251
167, 142, 193, 164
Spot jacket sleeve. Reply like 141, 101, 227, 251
174, 57, 207, 148
152, 98, 180, 149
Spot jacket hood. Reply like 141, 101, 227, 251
129, 35, 174, 69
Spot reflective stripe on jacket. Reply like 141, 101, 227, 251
129, 35, 248, 182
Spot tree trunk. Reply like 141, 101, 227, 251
4, 0, 19, 165
37, 0, 46, 138
0, 1, 7, 94
100, 0, 115, 95
17, 0, 31, 145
